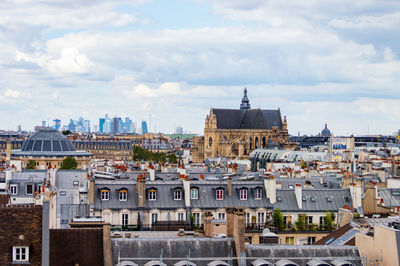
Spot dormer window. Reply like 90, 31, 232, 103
326, 196, 333, 202
148, 189, 157, 201
13, 246, 29, 262
240, 189, 248, 200
254, 188, 262, 200
191, 188, 199, 199
216, 189, 224, 200
310, 196, 316, 202
174, 189, 183, 200
119, 189, 128, 201
101, 189, 110, 201
10, 184, 18, 195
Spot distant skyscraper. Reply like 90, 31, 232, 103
17, 125, 21, 132
68, 119, 76, 132
42, 121, 46, 127
99, 118, 105, 133
141, 121, 148, 134
53, 119, 61, 131
112, 117, 120, 133
83, 120, 91, 133
174, 125, 183, 135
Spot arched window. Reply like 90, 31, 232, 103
262, 137, 266, 148
209, 137, 213, 147
255, 137, 259, 149
250, 137, 253, 150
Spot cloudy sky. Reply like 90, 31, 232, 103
1, 0, 399, 136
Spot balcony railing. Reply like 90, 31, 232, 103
111, 221, 193, 232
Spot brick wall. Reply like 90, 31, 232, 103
0, 205, 42, 266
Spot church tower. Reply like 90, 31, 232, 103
240, 87, 251, 110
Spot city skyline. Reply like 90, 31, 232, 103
0, 1, 399, 135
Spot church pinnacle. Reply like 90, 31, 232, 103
240, 87, 251, 110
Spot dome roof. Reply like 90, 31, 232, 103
21, 128, 76, 152
321, 123, 331, 136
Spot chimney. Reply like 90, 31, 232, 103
183, 178, 191, 207
5, 140, 11, 161
233, 209, 246, 266
226, 208, 235, 237
349, 183, 362, 209
89, 179, 95, 205
103, 223, 112, 266
227, 177, 232, 197
203, 212, 214, 237
320, 175, 324, 185
42, 200, 50, 266
137, 174, 146, 207
264, 176, 276, 204
149, 168, 155, 181
295, 184, 302, 209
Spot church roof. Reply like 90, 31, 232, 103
212, 108, 283, 130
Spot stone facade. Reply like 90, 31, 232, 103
193, 89, 294, 162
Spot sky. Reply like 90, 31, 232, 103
0, 0, 399, 136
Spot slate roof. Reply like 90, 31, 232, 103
275, 189, 353, 212
94, 180, 138, 210
246, 245, 362, 266
212, 108, 282, 130
112, 237, 236, 266
190, 181, 272, 210
94, 179, 351, 212
379, 188, 400, 207
314, 223, 357, 246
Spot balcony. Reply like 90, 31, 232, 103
111, 221, 193, 232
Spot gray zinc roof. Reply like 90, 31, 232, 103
275, 189, 353, 212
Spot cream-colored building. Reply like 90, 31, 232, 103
10, 128, 92, 170
192, 88, 294, 162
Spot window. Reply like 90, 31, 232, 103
307, 216, 313, 225
193, 213, 200, 226
151, 213, 158, 224
218, 212, 226, 221
288, 185, 294, 189
277, 197, 282, 202
174, 189, 183, 200
216, 189, 224, 200
13, 246, 29, 262
10, 184, 17, 195
178, 213, 184, 221
307, 236, 316, 245
119, 190, 128, 201
285, 237, 294, 245
73, 181, 79, 186
283, 216, 292, 228
26, 184, 33, 195
240, 189, 248, 200
245, 212, 251, 226
191, 188, 199, 199
320, 216, 326, 226
122, 213, 129, 226
257, 212, 265, 224
310, 196, 316, 202
209, 137, 213, 147
326, 196, 332, 202
60, 191, 67, 196
254, 188, 262, 200
101, 189, 109, 201
148, 189, 157, 201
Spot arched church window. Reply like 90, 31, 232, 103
255, 137, 259, 149
262, 137, 266, 148
209, 137, 213, 147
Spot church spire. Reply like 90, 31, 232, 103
240, 87, 251, 110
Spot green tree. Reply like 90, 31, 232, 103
295, 214, 306, 231
167, 154, 178, 164
62, 130, 72, 135
300, 162, 307, 169
26, 159, 36, 169
272, 209, 284, 231
324, 210, 334, 231
60, 156, 78, 169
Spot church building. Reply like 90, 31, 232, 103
192, 88, 294, 162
